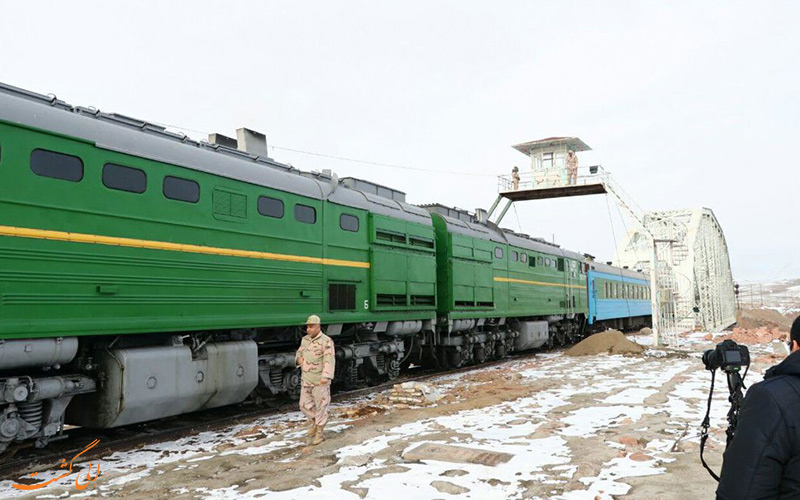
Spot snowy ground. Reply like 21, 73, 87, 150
4, 332, 786, 500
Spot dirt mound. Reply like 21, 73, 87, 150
565, 330, 645, 356
715, 326, 787, 345
737, 308, 795, 331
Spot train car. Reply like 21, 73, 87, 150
587, 261, 652, 331
0, 82, 439, 452
418, 204, 589, 369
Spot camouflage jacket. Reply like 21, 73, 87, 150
296, 332, 335, 386
566, 154, 579, 170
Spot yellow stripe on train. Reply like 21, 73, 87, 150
0, 225, 371, 269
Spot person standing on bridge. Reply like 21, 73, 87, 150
295, 315, 335, 445
511, 166, 520, 190
566, 150, 579, 186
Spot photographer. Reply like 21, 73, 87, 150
717, 316, 800, 499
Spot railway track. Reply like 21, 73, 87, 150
0, 348, 548, 480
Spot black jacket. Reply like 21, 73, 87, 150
717, 350, 800, 499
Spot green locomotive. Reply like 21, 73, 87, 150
0, 83, 603, 453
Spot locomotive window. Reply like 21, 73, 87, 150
164, 176, 200, 203
295, 204, 316, 224
494, 247, 503, 259
340, 214, 359, 232
537, 256, 543, 266
31, 149, 84, 182
520, 253, 527, 263
511, 251, 518, 262
103, 163, 146, 193
544, 258, 551, 267
528, 255, 535, 267
258, 196, 284, 218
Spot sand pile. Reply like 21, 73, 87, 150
714, 326, 787, 345
565, 330, 645, 356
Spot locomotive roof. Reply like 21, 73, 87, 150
0, 83, 431, 225
425, 206, 585, 260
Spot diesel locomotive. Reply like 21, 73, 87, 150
0, 82, 651, 453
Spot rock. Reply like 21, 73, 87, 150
440, 469, 469, 477
430, 480, 470, 495
629, 452, 653, 462
340, 455, 371, 467
703, 333, 713, 341
617, 436, 639, 447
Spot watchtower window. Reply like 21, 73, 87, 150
31, 149, 83, 182
542, 152, 554, 169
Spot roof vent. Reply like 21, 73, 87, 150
236, 128, 269, 158
208, 133, 237, 149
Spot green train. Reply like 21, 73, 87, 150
0, 83, 648, 453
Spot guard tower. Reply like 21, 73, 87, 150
489, 136, 608, 224
487, 136, 736, 344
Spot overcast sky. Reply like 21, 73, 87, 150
2, 1, 798, 282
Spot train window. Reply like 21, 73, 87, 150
31, 149, 84, 182
520, 253, 527, 263
495, 247, 503, 259
103, 163, 146, 193
537, 256, 543, 266
528, 255, 535, 267
340, 214, 359, 232
295, 204, 316, 224
258, 196, 284, 218
544, 257, 550, 267
164, 176, 200, 203
511, 251, 518, 262
557, 258, 565, 271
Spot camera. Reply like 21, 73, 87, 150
699, 339, 751, 482
702, 339, 750, 372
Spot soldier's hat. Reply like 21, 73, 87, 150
306, 314, 321, 325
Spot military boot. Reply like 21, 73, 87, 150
311, 424, 325, 445
305, 422, 317, 445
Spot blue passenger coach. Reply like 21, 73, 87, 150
587, 262, 652, 330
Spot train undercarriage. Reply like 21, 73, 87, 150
0, 312, 651, 454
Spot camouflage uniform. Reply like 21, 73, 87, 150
296, 332, 335, 427
566, 152, 579, 185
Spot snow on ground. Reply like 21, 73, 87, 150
4, 334, 781, 500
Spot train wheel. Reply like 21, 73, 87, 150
284, 368, 302, 401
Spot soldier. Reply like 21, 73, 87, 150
566, 150, 578, 186
511, 166, 520, 190
295, 314, 335, 445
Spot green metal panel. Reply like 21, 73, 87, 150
0, 121, 434, 339
368, 214, 437, 312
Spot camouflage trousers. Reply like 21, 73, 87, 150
299, 383, 331, 427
